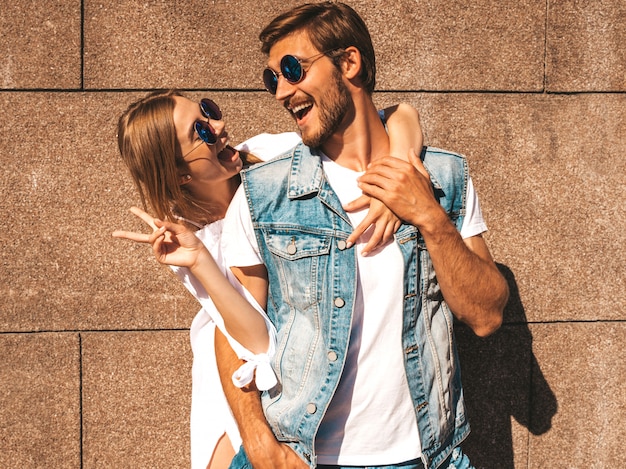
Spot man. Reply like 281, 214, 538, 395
217, 3, 509, 468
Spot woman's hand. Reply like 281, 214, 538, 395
343, 195, 402, 257
112, 206, 207, 269
116, 207, 272, 352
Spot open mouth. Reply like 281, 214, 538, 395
290, 102, 313, 121
217, 145, 238, 162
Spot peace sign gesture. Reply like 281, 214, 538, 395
112, 206, 207, 269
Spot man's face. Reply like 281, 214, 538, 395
266, 32, 352, 148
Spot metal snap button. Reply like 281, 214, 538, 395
287, 238, 297, 255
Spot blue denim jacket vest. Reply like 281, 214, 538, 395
239, 144, 471, 469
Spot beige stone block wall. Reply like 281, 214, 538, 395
0, 0, 623, 467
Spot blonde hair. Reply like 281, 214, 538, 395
117, 90, 260, 226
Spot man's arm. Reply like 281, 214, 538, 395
356, 151, 509, 337
215, 328, 308, 468
215, 263, 308, 468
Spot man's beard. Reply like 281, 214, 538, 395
301, 68, 352, 148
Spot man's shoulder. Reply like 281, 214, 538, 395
243, 142, 301, 174
422, 146, 468, 176
421, 146, 468, 217
423, 146, 467, 163
239, 144, 303, 199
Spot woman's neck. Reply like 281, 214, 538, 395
184, 175, 240, 226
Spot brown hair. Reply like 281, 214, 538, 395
117, 90, 259, 226
259, 2, 376, 94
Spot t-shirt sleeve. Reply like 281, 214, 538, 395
235, 132, 301, 161
459, 176, 488, 239
169, 262, 277, 390
221, 184, 264, 267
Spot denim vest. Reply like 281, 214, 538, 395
240, 144, 471, 469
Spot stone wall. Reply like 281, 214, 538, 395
1, 1, 624, 467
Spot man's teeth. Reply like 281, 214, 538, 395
291, 103, 312, 114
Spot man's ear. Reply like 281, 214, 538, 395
341, 46, 362, 80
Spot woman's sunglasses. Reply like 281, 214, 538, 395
262, 50, 334, 95
183, 98, 223, 158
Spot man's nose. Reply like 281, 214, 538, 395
274, 75, 296, 101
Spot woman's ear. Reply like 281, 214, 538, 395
180, 174, 192, 185
340, 46, 362, 80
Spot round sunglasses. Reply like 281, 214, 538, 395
182, 98, 223, 158
262, 50, 335, 95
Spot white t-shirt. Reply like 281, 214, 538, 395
174, 132, 301, 469
222, 151, 486, 466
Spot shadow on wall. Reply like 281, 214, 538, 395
455, 264, 557, 469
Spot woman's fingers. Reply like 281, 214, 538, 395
130, 206, 159, 231
111, 230, 150, 243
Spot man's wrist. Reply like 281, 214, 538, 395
412, 204, 450, 234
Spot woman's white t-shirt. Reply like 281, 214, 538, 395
172, 132, 301, 469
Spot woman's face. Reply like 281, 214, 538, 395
172, 96, 243, 187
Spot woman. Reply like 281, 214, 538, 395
113, 90, 423, 468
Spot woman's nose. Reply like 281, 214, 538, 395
211, 118, 225, 135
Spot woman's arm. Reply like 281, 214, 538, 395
383, 102, 424, 161
344, 102, 424, 254
112, 207, 270, 353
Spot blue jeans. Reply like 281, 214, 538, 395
229, 446, 474, 469
317, 457, 424, 469
228, 447, 253, 469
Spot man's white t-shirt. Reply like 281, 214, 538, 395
222, 150, 487, 465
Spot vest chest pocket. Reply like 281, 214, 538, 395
264, 230, 332, 310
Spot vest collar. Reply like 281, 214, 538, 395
287, 143, 324, 199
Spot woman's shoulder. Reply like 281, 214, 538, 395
194, 219, 224, 255
235, 132, 301, 162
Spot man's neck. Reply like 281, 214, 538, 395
320, 97, 390, 172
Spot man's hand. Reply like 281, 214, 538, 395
355, 149, 443, 230
242, 432, 309, 469
358, 150, 508, 336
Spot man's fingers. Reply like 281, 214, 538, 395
357, 179, 388, 204
365, 157, 406, 177
367, 152, 428, 182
